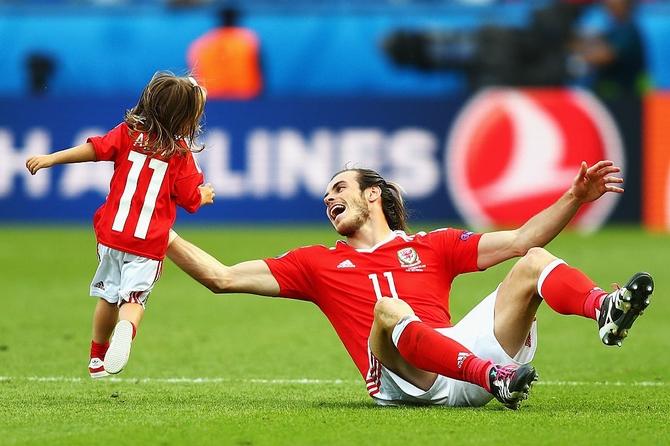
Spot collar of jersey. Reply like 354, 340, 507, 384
337, 230, 408, 253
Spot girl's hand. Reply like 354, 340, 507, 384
199, 183, 215, 206
26, 154, 55, 175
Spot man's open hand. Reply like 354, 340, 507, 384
570, 160, 624, 204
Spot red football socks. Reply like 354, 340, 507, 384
396, 320, 493, 391
90, 340, 109, 359
539, 261, 607, 320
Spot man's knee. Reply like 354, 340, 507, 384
373, 298, 414, 331
515, 247, 557, 280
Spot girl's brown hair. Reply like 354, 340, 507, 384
124, 71, 206, 158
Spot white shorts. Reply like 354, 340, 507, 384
368, 287, 538, 407
89, 243, 163, 307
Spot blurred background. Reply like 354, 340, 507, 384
1, 0, 669, 231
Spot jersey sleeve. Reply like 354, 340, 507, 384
173, 152, 204, 214
430, 228, 483, 275
87, 123, 126, 162
263, 247, 315, 301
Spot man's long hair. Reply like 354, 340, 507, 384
336, 168, 410, 233
124, 71, 206, 158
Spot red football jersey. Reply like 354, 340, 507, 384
88, 123, 204, 260
264, 229, 482, 377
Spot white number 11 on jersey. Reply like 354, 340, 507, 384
368, 272, 399, 300
112, 151, 168, 239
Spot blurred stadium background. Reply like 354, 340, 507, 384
2, 1, 669, 444
1, 0, 670, 229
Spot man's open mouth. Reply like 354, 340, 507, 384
329, 204, 346, 220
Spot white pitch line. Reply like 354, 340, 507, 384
0, 376, 666, 386
0, 376, 355, 385
539, 380, 666, 387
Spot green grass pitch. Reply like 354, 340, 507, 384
1, 225, 669, 445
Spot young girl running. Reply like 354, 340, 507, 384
26, 72, 215, 378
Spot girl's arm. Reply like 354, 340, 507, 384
26, 142, 97, 175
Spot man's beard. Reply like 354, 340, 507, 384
336, 198, 369, 237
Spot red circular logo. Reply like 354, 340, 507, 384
446, 88, 624, 231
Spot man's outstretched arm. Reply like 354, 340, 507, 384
166, 231, 281, 297
476, 160, 624, 270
